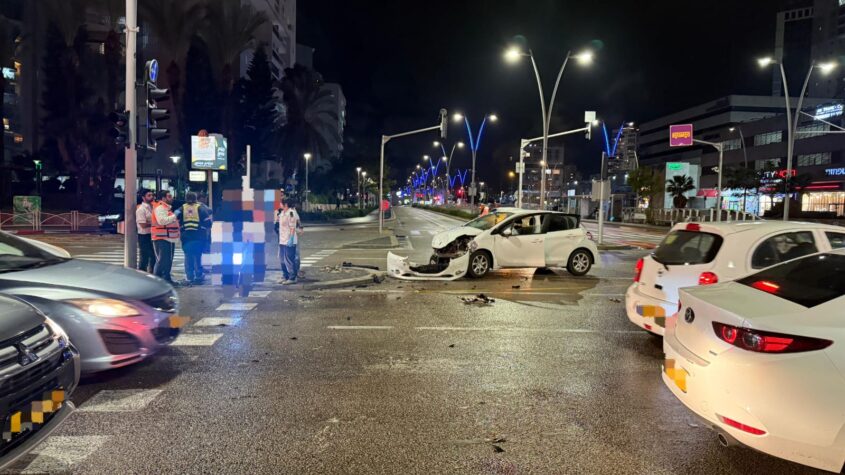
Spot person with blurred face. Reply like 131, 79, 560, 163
136, 189, 156, 273
151, 190, 180, 284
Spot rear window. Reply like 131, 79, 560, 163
653, 230, 723, 265
738, 253, 845, 308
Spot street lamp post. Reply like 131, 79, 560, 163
169, 155, 181, 199
693, 139, 725, 222
303, 153, 312, 212
361, 171, 367, 206
356, 167, 362, 209
453, 114, 496, 206
758, 57, 837, 220
434, 140, 464, 204
505, 44, 593, 209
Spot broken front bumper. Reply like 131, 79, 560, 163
387, 252, 469, 281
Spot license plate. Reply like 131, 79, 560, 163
663, 359, 688, 393
2, 389, 65, 442
636, 305, 666, 318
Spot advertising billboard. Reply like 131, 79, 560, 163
669, 124, 694, 147
191, 134, 228, 170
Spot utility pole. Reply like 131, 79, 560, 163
123, 0, 138, 268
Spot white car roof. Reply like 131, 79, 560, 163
670, 220, 845, 236
491, 207, 572, 216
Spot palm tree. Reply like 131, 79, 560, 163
0, 16, 19, 169
278, 64, 342, 174
724, 165, 761, 214
139, 0, 205, 144
198, 0, 266, 172
666, 174, 695, 208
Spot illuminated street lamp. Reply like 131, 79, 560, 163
433, 140, 465, 203
504, 42, 593, 209
303, 153, 312, 211
453, 112, 498, 206
758, 56, 838, 220
356, 167, 362, 209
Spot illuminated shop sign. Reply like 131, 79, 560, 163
815, 104, 844, 120
825, 167, 845, 176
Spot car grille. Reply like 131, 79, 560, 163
98, 330, 141, 355
143, 290, 178, 313
0, 325, 58, 399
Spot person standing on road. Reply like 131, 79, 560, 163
278, 199, 301, 285
151, 190, 180, 284
178, 192, 210, 285
135, 189, 156, 273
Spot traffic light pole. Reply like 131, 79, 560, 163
123, 0, 138, 269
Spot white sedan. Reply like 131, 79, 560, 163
388, 208, 599, 280
626, 220, 845, 335
663, 250, 845, 472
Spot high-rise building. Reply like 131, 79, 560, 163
772, 1, 815, 97
323, 83, 346, 152
242, 0, 296, 80
609, 124, 638, 173
809, 0, 845, 98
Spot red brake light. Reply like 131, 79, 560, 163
712, 322, 832, 353
717, 415, 766, 435
685, 223, 701, 231
634, 258, 644, 282
698, 272, 719, 285
751, 280, 780, 294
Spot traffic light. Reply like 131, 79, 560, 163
109, 110, 130, 146
439, 108, 448, 140
145, 80, 169, 151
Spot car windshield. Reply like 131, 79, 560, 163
653, 230, 723, 265
737, 253, 845, 308
464, 212, 513, 231
0, 233, 66, 273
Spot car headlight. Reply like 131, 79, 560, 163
43, 317, 70, 349
469, 240, 478, 252
66, 299, 141, 318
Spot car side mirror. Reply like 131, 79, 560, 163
501, 227, 513, 237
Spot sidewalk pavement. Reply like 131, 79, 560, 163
581, 218, 670, 231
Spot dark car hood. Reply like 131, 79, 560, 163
0, 295, 46, 339
0, 258, 171, 301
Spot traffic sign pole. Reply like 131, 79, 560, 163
123, 0, 138, 269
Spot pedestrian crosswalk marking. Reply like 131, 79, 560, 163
195, 317, 238, 327
79, 389, 163, 413
248, 291, 271, 298
327, 325, 394, 330
12, 435, 109, 474
410, 230, 421, 235
171, 333, 223, 346
216, 303, 257, 311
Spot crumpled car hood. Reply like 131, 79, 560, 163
387, 252, 469, 281
431, 227, 482, 249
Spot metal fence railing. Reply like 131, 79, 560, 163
0, 211, 101, 232
621, 207, 761, 226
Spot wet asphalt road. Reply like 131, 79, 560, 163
6, 208, 826, 474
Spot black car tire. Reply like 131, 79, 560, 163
567, 249, 592, 276
468, 251, 492, 278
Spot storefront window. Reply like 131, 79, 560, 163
759, 195, 782, 216
802, 192, 845, 216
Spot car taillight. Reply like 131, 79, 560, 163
750, 280, 780, 294
712, 322, 832, 353
717, 415, 766, 436
698, 272, 718, 285
634, 258, 644, 282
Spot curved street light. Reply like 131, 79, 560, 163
504, 43, 593, 208
452, 113, 497, 206
433, 140, 465, 204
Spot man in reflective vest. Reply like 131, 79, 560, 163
178, 192, 211, 285
151, 190, 180, 284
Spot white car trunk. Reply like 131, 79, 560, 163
674, 284, 806, 361
637, 255, 711, 303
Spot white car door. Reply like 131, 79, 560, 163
542, 214, 583, 267
493, 214, 546, 268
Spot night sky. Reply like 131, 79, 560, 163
300, 0, 783, 189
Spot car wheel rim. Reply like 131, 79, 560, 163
472, 255, 488, 274
573, 253, 589, 272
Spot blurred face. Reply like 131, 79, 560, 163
281, 201, 289, 211
163, 193, 173, 205
143, 192, 154, 203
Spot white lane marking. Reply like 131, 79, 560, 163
300, 259, 321, 263
171, 333, 224, 346
414, 327, 643, 334
15, 435, 109, 474
216, 303, 257, 311
327, 325, 394, 330
248, 290, 271, 298
195, 317, 238, 327
410, 230, 421, 235
79, 389, 163, 412
300, 264, 312, 268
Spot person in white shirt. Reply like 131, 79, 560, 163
135, 189, 156, 273
278, 199, 301, 284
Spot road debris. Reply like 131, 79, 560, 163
460, 294, 495, 305
511, 285, 521, 289
492, 445, 505, 453
608, 297, 622, 303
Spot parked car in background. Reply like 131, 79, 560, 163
0, 230, 184, 373
0, 294, 79, 470
663, 250, 845, 472
626, 220, 845, 335
388, 208, 599, 280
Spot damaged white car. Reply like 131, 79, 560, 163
388, 208, 599, 280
